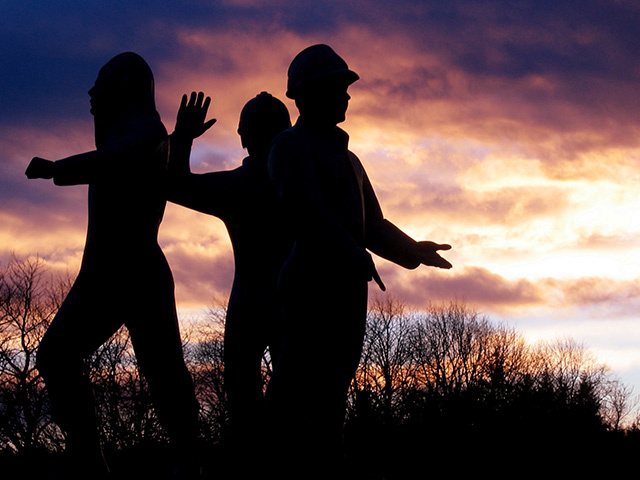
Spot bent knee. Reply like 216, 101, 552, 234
36, 342, 61, 378
36, 341, 82, 379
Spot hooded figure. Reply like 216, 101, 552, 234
26, 52, 200, 479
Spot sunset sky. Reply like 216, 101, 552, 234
2, 1, 640, 400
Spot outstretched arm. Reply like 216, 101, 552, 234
25, 116, 167, 185
363, 170, 452, 270
368, 218, 452, 270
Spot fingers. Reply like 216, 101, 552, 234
432, 242, 452, 268
420, 240, 451, 251
194, 91, 203, 108
430, 250, 452, 269
188, 91, 197, 107
423, 255, 452, 269
203, 118, 217, 130
415, 241, 453, 269
176, 91, 214, 138
437, 257, 453, 269
432, 251, 452, 269
183, 91, 212, 111
184, 91, 201, 108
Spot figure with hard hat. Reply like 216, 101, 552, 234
168, 91, 293, 479
264, 44, 452, 479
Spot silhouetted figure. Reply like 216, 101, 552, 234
25, 52, 200, 479
264, 44, 452, 480
168, 91, 292, 479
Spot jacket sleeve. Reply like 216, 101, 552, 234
165, 130, 239, 217
362, 169, 421, 269
167, 170, 236, 218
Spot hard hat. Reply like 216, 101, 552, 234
237, 91, 291, 137
286, 44, 359, 99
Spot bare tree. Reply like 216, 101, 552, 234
0, 255, 168, 455
184, 298, 228, 443
600, 379, 636, 431
0, 255, 70, 453
355, 296, 418, 424
532, 337, 609, 413
482, 326, 530, 394
3, 254, 636, 472
411, 300, 495, 396
87, 326, 166, 451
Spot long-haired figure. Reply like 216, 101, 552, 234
26, 52, 200, 478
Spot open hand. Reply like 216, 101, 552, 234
413, 241, 452, 269
25, 157, 55, 179
174, 91, 217, 139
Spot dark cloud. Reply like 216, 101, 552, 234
0, 2, 228, 127
340, 0, 640, 162
381, 0, 640, 86
372, 263, 640, 320
373, 264, 544, 310
0, 0, 365, 128
3, 0, 638, 147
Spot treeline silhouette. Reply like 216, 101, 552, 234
1, 255, 639, 478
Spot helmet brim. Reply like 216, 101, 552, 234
286, 69, 359, 99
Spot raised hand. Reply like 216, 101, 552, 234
174, 91, 217, 140
412, 241, 452, 269
25, 157, 55, 179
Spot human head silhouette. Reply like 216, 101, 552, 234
88, 52, 158, 121
237, 92, 291, 157
286, 44, 359, 127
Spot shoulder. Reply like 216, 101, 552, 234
119, 114, 167, 141
130, 114, 167, 139
272, 124, 319, 159
347, 149, 362, 164
104, 114, 166, 152
270, 127, 298, 162
271, 126, 299, 150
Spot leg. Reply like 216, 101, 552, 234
36, 279, 124, 476
265, 278, 368, 480
223, 303, 270, 479
303, 285, 367, 480
126, 275, 200, 476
